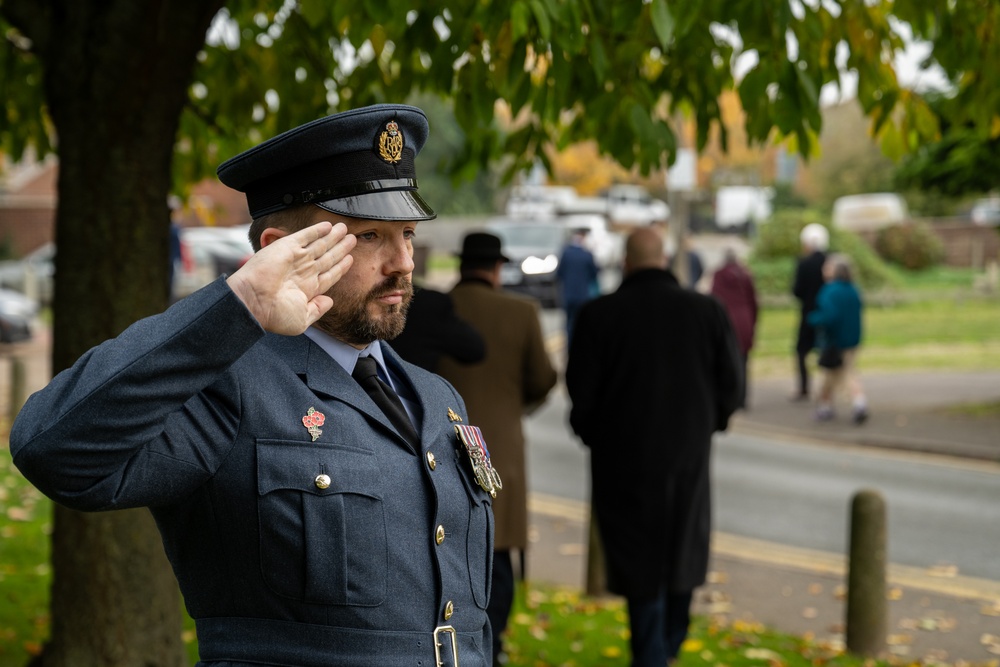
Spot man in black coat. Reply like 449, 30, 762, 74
392, 286, 485, 373
791, 223, 830, 400
565, 227, 742, 666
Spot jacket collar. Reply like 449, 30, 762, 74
619, 267, 679, 290
262, 333, 420, 453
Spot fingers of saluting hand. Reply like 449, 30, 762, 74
227, 221, 357, 335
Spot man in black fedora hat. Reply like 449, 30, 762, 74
12, 105, 496, 667
437, 231, 557, 665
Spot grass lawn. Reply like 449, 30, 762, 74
750, 296, 1000, 380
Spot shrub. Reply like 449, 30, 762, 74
749, 209, 898, 295
875, 222, 945, 271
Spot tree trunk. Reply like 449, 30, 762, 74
9, 2, 225, 664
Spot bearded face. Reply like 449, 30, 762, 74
315, 275, 413, 345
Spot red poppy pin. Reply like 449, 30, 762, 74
302, 407, 325, 442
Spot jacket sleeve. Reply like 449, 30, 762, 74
564, 302, 600, 446
712, 300, 744, 432
10, 279, 264, 511
806, 285, 835, 328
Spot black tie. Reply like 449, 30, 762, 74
352, 356, 419, 447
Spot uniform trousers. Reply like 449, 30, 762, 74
487, 549, 515, 662
626, 589, 693, 666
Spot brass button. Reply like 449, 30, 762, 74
314, 474, 331, 490
435, 525, 445, 545
443, 600, 454, 620
426, 451, 437, 470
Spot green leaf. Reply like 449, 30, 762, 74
650, 0, 675, 50
529, 0, 552, 42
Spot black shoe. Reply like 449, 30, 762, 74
852, 407, 869, 425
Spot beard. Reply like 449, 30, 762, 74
315, 276, 413, 345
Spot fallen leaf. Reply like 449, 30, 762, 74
600, 646, 622, 658
981, 601, 1000, 617
706, 571, 729, 584
745, 647, 781, 660
808, 583, 824, 596
801, 607, 818, 619
887, 586, 903, 600
6, 506, 32, 521
927, 563, 959, 578
886, 633, 913, 646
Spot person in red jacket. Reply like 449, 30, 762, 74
710, 248, 759, 408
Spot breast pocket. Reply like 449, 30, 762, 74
256, 439, 387, 606
452, 450, 494, 610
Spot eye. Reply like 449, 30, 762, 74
357, 231, 377, 241
403, 229, 416, 241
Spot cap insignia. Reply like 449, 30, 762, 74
376, 120, 404, 164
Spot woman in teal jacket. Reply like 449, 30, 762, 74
807, 254, 869, 424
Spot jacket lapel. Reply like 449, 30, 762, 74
263, 333, 416, 454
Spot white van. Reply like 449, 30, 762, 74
832, 193, 908, 232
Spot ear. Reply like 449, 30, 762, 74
259, 227, 289, 249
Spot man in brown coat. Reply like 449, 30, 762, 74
437, 232, 558, 665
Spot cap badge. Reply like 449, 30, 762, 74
447, 407, 463, 422
376, 120, 404, 164
302, 407, 326, 442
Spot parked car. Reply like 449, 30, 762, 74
832, 193, 908, 232
0, 243, 55, 305
486, 218, 568, 308
174, 225, 253, 298
0, 288, 39, 343
970, 197, 1000, 226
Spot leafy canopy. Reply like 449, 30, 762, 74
4, 0, 997, 187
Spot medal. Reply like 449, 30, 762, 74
454, 424, 502, 498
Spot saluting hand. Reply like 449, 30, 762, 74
226, 221, 356, 335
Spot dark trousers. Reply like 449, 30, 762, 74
487, 550, 515, 661
626, 589, 693, 666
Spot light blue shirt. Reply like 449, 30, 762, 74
304, 328, 421, 429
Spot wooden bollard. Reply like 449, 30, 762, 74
9, 356, 26, 422
845, 488, 887, 656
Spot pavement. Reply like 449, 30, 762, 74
3, 323, 999, 663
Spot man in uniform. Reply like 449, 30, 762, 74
11, 105, 495, 667
436, 232, 558, 665
565, 227, 742, 666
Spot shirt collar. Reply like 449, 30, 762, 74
303, 328, 388, 378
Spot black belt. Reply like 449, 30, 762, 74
196, 616, 485, 667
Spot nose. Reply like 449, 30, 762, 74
384, 232, 415, 276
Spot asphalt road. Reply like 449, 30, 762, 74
524, 386, 1000, 584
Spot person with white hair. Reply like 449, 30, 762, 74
791, 223, 829, 400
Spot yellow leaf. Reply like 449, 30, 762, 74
600, 646, 622, 658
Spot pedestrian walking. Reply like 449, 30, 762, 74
437, 231, 558, 666
710, 248, 759, 409
565, 227, 743, 666
555, 227, 600, 338
11, 104, 496, 667
792, 223, 829, 400
808, 253, 869, 424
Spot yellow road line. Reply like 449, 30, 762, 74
529, 492, 1000, 603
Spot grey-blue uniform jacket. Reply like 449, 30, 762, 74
10, 279, 494, 667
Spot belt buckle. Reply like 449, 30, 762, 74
433, 625, 459, 667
